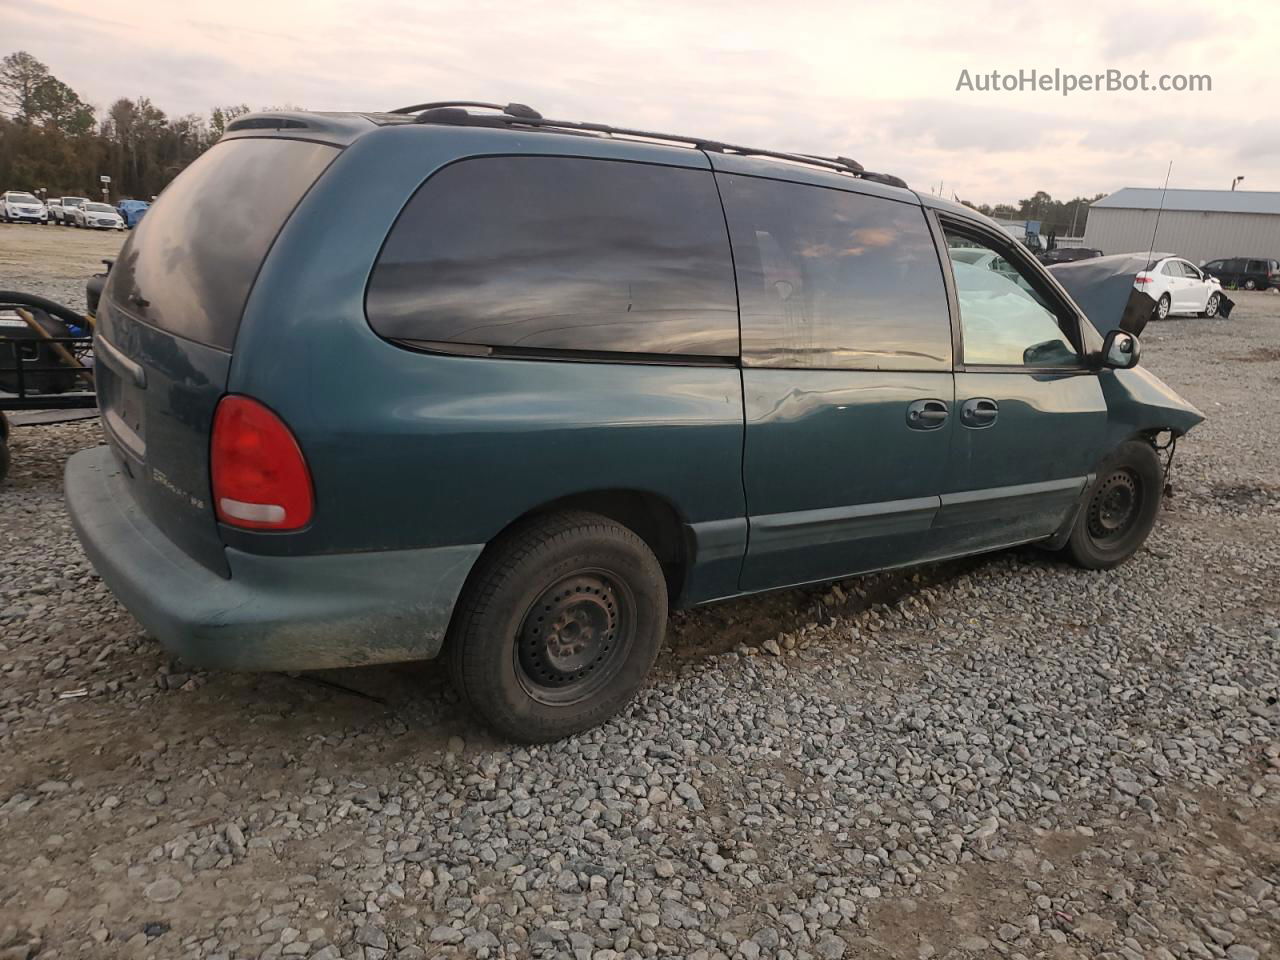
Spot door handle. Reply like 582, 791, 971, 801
906, 398, 949, 431
960, 397, 998, 428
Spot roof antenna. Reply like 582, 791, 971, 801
1145, 160, 1173, 271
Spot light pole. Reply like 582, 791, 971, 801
1232, 175, 1245, 191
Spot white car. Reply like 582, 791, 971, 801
1, 191, 47, 224
71, 201, 125, 230
1136, 256, 1224, 319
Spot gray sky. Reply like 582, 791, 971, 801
10, 0, 1274, 205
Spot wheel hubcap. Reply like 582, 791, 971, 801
516, 572, 634, 704
1157, 297, 1170, 318
1207, 294, 1219, 315
1087, 469, 1140, 542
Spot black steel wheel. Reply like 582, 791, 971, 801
1085, 468, 1141, 544
515, 570, 636, 706
447, 511, 667, 742
1065, 440, 1163, 569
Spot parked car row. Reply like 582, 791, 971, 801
1, 191, 149, 229
1034, 243, 1277, 306
1033, 245, 1280, 294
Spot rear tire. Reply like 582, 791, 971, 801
1244, 278, 1257, 290
1156, 293, 1171, 319
1065, 440, 1163, 570
446, 510, 668, 742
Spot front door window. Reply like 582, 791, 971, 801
944, 231, 1079, 367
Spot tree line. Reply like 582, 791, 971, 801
0, 51, 260, 201
959, 190, 1107, 238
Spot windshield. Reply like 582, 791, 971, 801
949, 248, 989, 266
63, 198, 86, 207
8, 193, 37, 203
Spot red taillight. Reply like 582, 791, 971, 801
1134, 275, 1153, 284
211, 395, 313, 531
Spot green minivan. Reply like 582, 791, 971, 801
66, 103, 1203, 741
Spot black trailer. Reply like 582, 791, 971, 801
0, 288, 100, 483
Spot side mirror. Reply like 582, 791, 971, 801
1101, 329, 1141, 369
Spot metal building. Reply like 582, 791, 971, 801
1083, 188, 1280, 265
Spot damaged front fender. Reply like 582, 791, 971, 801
1101, 364, 1205, 446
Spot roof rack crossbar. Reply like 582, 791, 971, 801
390, 101, 543, 119
395, 103, 906, 187
390, 100, 507, 114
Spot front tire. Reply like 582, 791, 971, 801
1065, 440, 1164, 570
446, 511, 668, 742
1201, 292, 1221, 318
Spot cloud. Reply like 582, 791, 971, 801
1097, 6, 1224, 60
4, 0, 1275, 205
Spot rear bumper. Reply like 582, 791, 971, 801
65, 446, 483, 671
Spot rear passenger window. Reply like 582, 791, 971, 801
366, 156, 738, 358
717, 174, 950, 370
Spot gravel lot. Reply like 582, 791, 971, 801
1, 222, 1277, 960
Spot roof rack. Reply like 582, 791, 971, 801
388, 102, 907, 188
388, 100, 543, 119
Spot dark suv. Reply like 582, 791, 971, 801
66, 103, 1203, 741
1201, 257, 1280, 291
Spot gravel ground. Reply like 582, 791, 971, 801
1, 230, 1277, 960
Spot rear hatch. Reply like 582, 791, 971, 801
95, 137, 337, 574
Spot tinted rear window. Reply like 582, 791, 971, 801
366, 156, 739, 358
718, 174, 950, 370
108, 138, 337, 350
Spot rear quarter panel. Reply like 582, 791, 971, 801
226, 127, 747, 598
